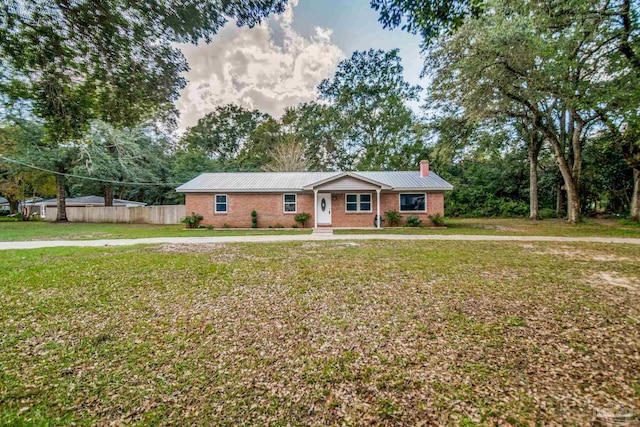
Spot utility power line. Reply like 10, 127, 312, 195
0, 155, 181, 187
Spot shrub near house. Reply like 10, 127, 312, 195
176, 161, 453, 228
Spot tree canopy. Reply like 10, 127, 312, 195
318, 49, 423, 170
0, 0, 287, 219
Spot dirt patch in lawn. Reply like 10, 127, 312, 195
150, 243, 276, 264
591, 271, 640, 292
525, 245, 640, 262
151, 243, 227, 254
474, 224, 524, 233
38, 232, 112, 240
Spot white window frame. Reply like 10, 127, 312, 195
345, 193, 373, 213
399, 193, 427, 213
214, 194, 228, 213
283, 193, 297, 214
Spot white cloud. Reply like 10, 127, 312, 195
176, 0, 344, 131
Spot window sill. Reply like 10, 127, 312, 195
345, 211, 373, 214
214, 212, 228, 215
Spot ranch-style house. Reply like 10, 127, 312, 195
176, 160, 453, 228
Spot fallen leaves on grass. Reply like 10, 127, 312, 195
0, 241, 638, 426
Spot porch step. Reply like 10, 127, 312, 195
312, 228, 334, 235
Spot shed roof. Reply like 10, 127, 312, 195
176, 171, 453, 193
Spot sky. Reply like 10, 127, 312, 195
176, 0, 426, 131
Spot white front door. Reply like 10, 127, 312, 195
317, 193, 332, 225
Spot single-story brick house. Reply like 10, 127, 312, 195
176, 161, 453, 228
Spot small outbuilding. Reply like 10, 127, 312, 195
36, 196, 146, 219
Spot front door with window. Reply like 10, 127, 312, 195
317, 193, 332, 225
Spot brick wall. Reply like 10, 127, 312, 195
185, 191, 446, 228
185, 193, 315, 228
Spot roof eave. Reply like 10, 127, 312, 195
392, 187, 454, 191
302, 171, 392, 190
176, 188, 307, 193
177, 187, 454, 193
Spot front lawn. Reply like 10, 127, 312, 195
1, 217, 639, 242
0, 220, 311, 241
336, 217, 640, 238
1, 241, 638, 425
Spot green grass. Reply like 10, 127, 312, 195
336, 217, 640, 238
0, 220, 311, 241
0, 240, 639, 425
1, 217, 639, 242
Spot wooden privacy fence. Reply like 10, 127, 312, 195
44, 205, 186, 224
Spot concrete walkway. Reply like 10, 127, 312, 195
1, 233, 640, 250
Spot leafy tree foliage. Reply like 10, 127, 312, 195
318, 49, 422, 171
0, 0, 286, 220
182, 105, 269, 162
72, 122, 172, 206
282, 103, 347, 171
238, 117, 283, 170
0, 118, 55, 214
371, 0, 484, 45
424, 0, 635, 222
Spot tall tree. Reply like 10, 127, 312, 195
591, 0, 640, 220
182, 105, 269, 162
318, 49, 422, 171
0, 0, 286, 220
72, 122, 169, 206
374, 0, 640, 222
281, 103, 347, 171
238, 117, 283, 170
426, 0, 623, 223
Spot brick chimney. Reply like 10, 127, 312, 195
420, 160, 429, 177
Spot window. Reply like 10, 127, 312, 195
399, 193, 426, 212
345, 193, 372, 212
283, 193, 297, 213
215, 194, 227, 213
346, 194, 358, 211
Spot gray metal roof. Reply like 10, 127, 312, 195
176, 171, 453, 192
0, 196, 7, 204
356, 171, 454, 190
37, 196, 147, 206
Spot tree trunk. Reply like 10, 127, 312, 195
630, 168, 640, 221
529, 149, 540, 220
9, 199, 19, 215
565, 178, 581, 224
556, 182, 566, 217
104, 186, 114, 207
55, 172, 68, 222
551, 143, 582, 223
539, 113, 583, 224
